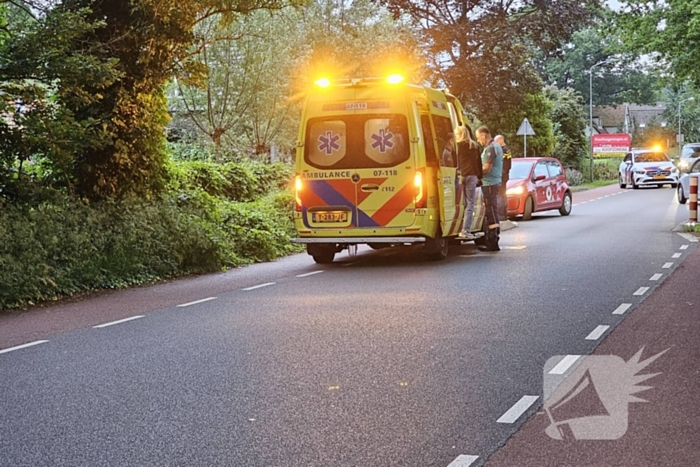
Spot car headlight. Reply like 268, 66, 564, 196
635, 170, 646, 175
672, 167, 678, 173
506, 186, 525, 195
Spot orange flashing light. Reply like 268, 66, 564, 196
295, 175, 303, 211
314, 78, 331, 88
386, 74, 405, 85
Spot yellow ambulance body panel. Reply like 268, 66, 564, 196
292, 76, 484, 263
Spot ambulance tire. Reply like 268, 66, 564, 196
308, 244, 336, 264
522, 196, 534, 221
312, 251, 335, 264
425, 231, 448, 261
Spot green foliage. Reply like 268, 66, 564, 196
545, 85, 588, 168
566, 168, 585, 186
540, 23, 659, 107
593, 159, 619, 181
380, 0, 600, 119
0, 189, 299, 310
487, 92, 556, 157
617, 0, 700, 88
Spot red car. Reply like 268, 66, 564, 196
505, 157, 572, 220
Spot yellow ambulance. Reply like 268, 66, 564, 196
291, 74, 485, 263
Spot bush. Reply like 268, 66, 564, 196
594, 159, 619, 181
566, 168, 585, 186
0, 189, 300, 310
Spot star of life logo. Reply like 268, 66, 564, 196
318, 130, 341, 155
371, 129, 394, 153
543, 347, 668, 440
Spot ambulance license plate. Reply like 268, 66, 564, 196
313, 211, 348, 223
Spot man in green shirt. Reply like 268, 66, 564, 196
475, 126, 503, 251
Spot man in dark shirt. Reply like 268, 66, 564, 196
495, 135, 512, 221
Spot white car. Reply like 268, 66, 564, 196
619, 149, 679, 189
677, 158, 700, 204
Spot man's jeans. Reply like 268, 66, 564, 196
482, 184, 501, 246
461, 175, 478, 232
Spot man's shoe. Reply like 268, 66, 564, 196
459, 231, 477, 240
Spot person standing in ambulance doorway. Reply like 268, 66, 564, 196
475, 126, 503, 251
455, 126, 483, 239
494, 135, 512, 221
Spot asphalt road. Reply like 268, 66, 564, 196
0, 184, 695, 467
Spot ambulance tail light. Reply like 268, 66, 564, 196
295, 175, 303, 211
414, 169, 426, 208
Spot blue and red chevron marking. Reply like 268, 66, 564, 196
301, 179, 382, 228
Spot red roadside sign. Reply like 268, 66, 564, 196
592, 134, 631, 158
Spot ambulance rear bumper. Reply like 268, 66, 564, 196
291, 237, 426, 244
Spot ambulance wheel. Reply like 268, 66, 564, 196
312, 251, 335, 264
308, 244, 336, 264
425, 231, 448, 261
522, 196, 534, 221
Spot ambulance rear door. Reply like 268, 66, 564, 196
301, 95, 416, 230
430, 110, 461, 237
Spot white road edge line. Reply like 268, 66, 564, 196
93, 315, 144, 329
649, 273, 663, 281
633, 287, 650, 296
672, 253, 682, 259
549, 355, 581, 375
296, 271, 324, 278
613, 303, 632, 315
497, 395, 539, 424
177, 297, 217, 307
447, 455, 479, 467
0, 340, 49, 355
680, 245, 689, 250
662, 262, 674, 269
585, 325, 611, 341
242, 282, 276, 291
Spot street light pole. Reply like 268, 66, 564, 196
678, 97, 694, 148
589, 58, 612, 182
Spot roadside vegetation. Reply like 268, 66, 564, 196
3, 0, 700, 310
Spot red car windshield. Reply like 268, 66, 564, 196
509, 161, 535, 180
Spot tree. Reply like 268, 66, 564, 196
486, 91, 555, 158
169, 0, 423, 158
379, 0, 601, 121
540, 24, 659, 107
544, 85, 587, 168
617, 0, 700, 88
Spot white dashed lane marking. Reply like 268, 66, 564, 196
177, 297, 217, 307
633, 287, 650, 296
680, 245, 689, 250
296, 271, 324, 278
0, 340, 49, 355
585, 325, 610, 341
242, 282, 276, 291
663, 262, 674, 269
672, 253, 682, 259
93, 315, 144, 329
497, 395, 539, 424
650, 273, 663, 281
447, 455, 479, 467
613, 303, 632, 315
549, 355, 581, 374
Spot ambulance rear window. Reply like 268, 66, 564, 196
305, 114, 410, 169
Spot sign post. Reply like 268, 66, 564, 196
517, 118, 536, 157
